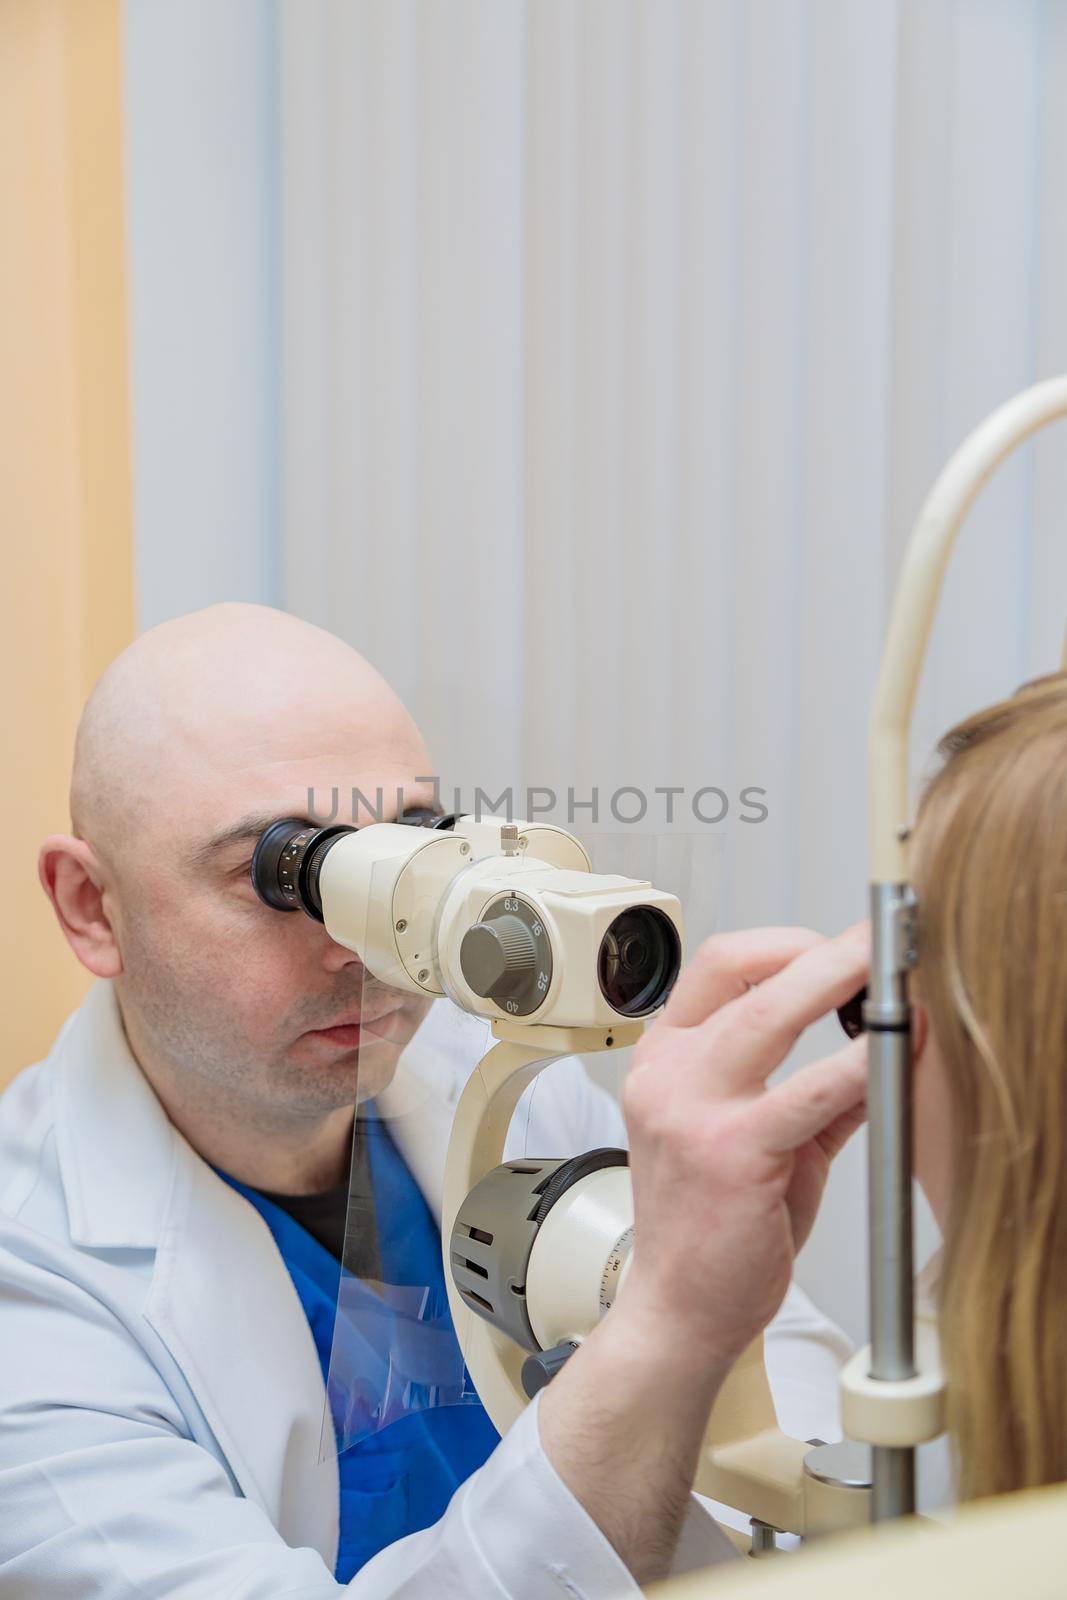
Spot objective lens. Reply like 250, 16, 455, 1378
250, 819, 356, 921
597, 906, 681, 1018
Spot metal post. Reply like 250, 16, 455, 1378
865, 882, 918, 1520
871, 1445, 914, 1522
749, 1520, 778, 1557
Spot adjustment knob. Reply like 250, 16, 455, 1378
460, 914, 537, 1001
521, 1341, 580, 1399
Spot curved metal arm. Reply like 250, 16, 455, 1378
870, 376, 1067, 882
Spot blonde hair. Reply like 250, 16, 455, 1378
911, 670, 1067, 1500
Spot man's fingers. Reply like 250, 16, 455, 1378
782, 1097, 867, 1253
815, 1099, 868, 1163
662, 927, 825, 1029
701, 921, 870, 1087
753, 1035, 867, 1154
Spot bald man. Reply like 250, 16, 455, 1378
0, 604, 866, 1598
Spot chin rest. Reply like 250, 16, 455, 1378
654, 1479, 1067, 1600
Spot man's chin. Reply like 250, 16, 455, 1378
290, 1029, 403, 1105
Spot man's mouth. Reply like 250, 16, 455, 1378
305, 1002, 404, 1048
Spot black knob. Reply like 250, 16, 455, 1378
521, 1341, 580, 1398
460, 914, 537, 1002
837, 985, 868, 1039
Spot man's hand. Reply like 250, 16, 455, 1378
620, 922, 869, 1366
537, 923, 869, 1587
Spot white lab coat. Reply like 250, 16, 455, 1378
0, 982, 851, 1597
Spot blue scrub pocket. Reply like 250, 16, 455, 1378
336, 1460, 412, 1581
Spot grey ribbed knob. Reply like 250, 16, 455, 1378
521, 1341, 580, 1398
460, 915, 537, 1002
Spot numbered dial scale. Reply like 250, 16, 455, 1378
598, 1224, 635, 1316
458, 894, 553, 1017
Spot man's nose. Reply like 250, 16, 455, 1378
317, 926, 365, 974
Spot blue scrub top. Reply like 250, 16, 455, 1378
219, 1106, 499, 1581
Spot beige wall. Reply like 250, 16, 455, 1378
0, 0, 134, 1084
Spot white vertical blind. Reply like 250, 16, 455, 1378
125, 0, 282, 623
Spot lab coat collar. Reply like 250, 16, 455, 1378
53, 981, 338, 1547
54, 979, 178, 1250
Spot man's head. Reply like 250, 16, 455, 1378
41, 603, 436, 1121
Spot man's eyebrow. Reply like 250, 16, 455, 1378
189, 796, 446, 871
187, 814, 314, 871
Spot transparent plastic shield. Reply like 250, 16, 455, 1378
321, 851, 490, 1459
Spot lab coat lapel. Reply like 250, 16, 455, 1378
55, 981, 339, 1562
144, 1138, 340, 1558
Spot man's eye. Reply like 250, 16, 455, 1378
401, 806, 446, 827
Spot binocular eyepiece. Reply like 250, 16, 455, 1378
250, 821, 353, 921
250, 810, 455, 921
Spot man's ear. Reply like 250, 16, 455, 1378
910, 996, 929, 1063
39, 835, 122, 979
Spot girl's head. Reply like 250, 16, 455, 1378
911, 670, 1067, 1500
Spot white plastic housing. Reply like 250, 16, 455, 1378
317, 824, 469, 996
453, 816, 593, 873
841, 1318, 945, 1447
316, 816, 597, 1000
436, 857, 684, 1028
525, 1165, 635, 1350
